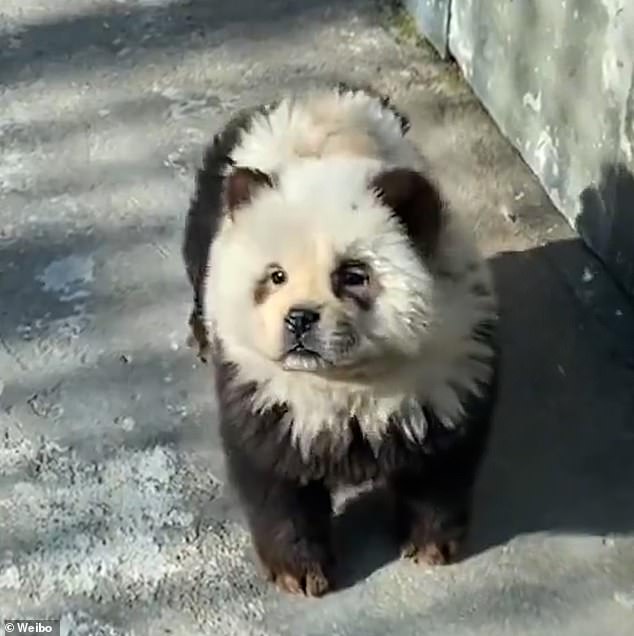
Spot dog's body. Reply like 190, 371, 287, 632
182, 84, 499, 596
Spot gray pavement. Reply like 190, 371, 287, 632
1, 1, 633, 634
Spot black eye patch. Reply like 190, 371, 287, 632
331, 260, 373, 309
338, 262, 369, 287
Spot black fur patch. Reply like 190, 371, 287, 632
182, 103, 274, 358
330, 260, 375, 311
371, 168, 444, 259
213, 330, 498, 591
224, 167, 274, 216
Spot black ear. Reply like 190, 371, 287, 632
224, 167, 273, 217
370, 168, 443, 257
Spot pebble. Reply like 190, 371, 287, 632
116, 416, 136, 432
614, 590, 634, 610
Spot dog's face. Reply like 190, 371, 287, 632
208, 158, 444, 377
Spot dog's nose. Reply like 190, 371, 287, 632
285, 307, 320, 336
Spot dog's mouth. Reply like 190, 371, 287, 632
281, 345, 330, 372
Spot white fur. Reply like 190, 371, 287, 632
204, 89, 497, 458
229, 89, 421, 174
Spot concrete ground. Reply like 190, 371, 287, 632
1, 1, 633, 634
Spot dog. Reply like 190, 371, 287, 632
182, 83, 499, 596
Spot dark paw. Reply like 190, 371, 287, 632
262, 559, 332, 597
248, 481, 333, 597
254, 529, 334, 597
401, 536, 462, 566
391, 492, 470, 568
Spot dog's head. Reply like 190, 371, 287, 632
207, 158, 445, 378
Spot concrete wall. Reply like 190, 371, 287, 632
407, 0, 634, 296
404, 0, 451, 57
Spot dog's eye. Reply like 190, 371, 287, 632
340, 264, 368, 287
270, 268, 287, 286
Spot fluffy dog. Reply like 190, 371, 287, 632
182, 84, 499, 596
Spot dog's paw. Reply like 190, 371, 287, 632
401, 537, 462, 567
262, 559, 332, 597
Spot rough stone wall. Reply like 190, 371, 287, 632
407, 0, 634, 296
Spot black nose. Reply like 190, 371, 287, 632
285, 307, 320, 336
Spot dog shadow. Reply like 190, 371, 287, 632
330, 237, 634, 589
332, 486, 401, 589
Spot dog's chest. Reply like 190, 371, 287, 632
253, 378, 429, 460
